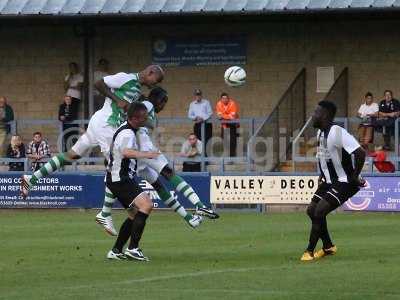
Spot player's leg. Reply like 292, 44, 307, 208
148, 173, 202, 228
106, 180, 134, 260
301, 183, 329, 261
160, 165, 219, 219
136, 128, 218, 219
93, 124, 119, 235
125, 192, 153, 261
314, 182, 360, 259
311, 199, 337, 259
106, 179, 151, 261
107, 216, 133, 260
95, 186, 118, 236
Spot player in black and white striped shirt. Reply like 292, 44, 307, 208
301, 101, 366, 262
106, 102, 159, 261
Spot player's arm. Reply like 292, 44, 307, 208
336, 127, 366, 186
122, 149, 160, 159
351, 147, 366, 183
94, 79, 127, 109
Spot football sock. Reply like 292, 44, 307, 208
168, 175, 206, 208
307, 218, 322, 252
101, 187, 116, 218
113, 218, 133, 253
157, 185, 192, 222
321, 218, 333, 249
29, 153, 67, 185
129, 211, 149, 249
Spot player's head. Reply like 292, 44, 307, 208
148, 87, 168, 113
140, 65, 164, 88
312, 100, 337, 129
127, 102, 148, 128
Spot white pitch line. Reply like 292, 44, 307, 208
68, 265, 287, 290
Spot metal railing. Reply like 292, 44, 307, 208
247, 68, 306, 172
292, 117, 400, 172
3, 117, 265, 173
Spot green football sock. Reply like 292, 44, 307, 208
168, 175, 206, 209
101, 187, 116, 218
29, 153, 66, 186
157, 185, 192, 222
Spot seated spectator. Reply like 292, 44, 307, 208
370, 146, 395, 173
187, 89, 213, 155
6, 135, 25, 171
357, 92, 378, 150
0, 96, 14, 157
375, 90, 400, 150
93, 58, 110, 112
180, 133, 202, 172
216, 92, 239, 157
26, 132, 51, 171
59, 95, 79, 152
64, 62, 84, 112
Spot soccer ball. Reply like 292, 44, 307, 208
224, 66, 246, 87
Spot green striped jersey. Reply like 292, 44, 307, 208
102, 72, 142, 127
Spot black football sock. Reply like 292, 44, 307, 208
129, 211, 149, 249
321, 218, 333, 249
307, 218, 322, 253
113, 218, 133, 253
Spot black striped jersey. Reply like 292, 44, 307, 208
107, 122, 138, 182
316, 125, 361, 184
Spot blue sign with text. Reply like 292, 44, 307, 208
0, 173, 210, 209
152, 36, 246, 66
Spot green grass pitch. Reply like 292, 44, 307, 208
1, 210, 400, 300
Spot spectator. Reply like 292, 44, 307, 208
59, 95, 79, 152
216, 92, 240, 157
0, 96, 14, 157
93, 58, 110, 112
179, 133, 203, 172
375, 90, 400, 150
188, 89, 213, 155
6, 135, 25, 171
357, 92, 378, 150
64, 62, 84, 112
26, 132, 51, 171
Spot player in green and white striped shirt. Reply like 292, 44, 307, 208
20, 65, 164, 210
97, 86, 219, 236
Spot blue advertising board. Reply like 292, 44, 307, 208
344, 176, 400, 212
152, 36, 246, 66
0, 173, 210, 209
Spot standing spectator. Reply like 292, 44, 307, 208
357, 92, 379, 150
0, 96, 14, 157
64, 62, 84, 112
93, 58, 110, 112
375, 90, 400, 150
6, 135, 25, 171
188, 89, 213, 155
179, 133, 203, 172
216, 92, 240, 157
59, 95, 79, 152
26, 132, 51, 171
